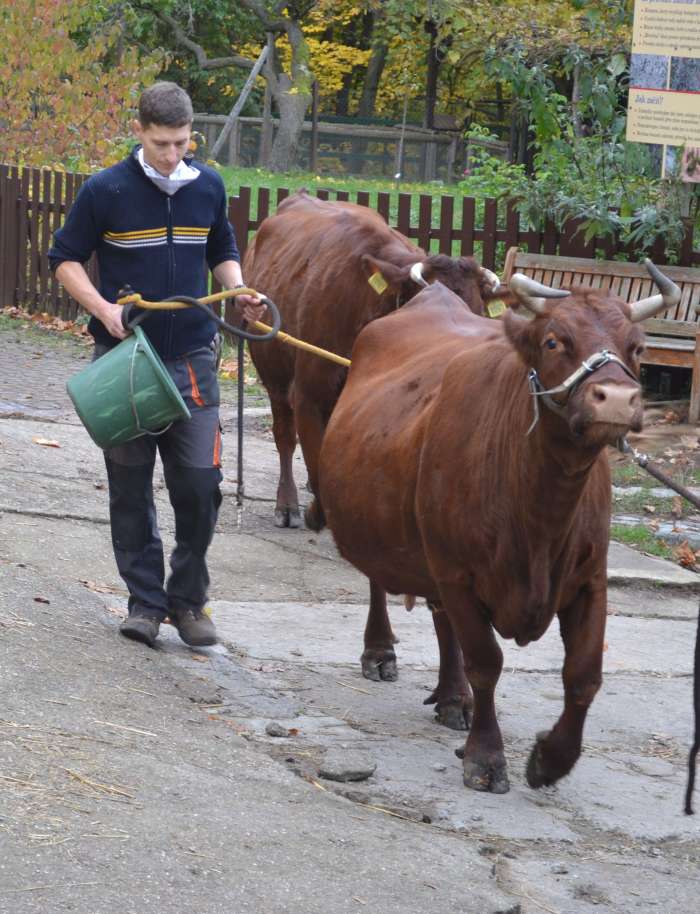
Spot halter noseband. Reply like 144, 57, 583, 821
526, 349, 639, 435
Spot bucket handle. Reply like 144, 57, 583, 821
129, 338, 174, 438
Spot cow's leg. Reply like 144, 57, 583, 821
268, 392, 301, 528
423, 605, 472, 731
361, 579, 398, 682
526, 587, 605, 788
440, 586, 509, 793
295, 399, 329, 532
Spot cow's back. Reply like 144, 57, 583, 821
320, 284, 496, 598
244, 191, 416, 356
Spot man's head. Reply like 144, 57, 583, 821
133, 82, 194, 177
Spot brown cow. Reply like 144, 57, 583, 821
318, 263, 680, 792
243, 189, 501, 530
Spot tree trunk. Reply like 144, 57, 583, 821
424, 22, 439, 130
335, 71, 353, 116
267, 83, 310, 172
264, 23, 313, 173
357, 28, 387, 119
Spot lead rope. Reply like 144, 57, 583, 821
617, 437, 700, 814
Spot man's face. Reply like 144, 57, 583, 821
133, 120, 192, 176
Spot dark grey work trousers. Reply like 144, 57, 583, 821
94, 342, 223, 622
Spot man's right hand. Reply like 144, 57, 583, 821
99, 302, 129, 340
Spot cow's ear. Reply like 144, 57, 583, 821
503, 310, 539, 364
361, 255, 407, 293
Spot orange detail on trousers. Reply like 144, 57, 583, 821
213, 426, 221, 468
186, 361, 205, 407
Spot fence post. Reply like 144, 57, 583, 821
482, 199, 497, 269
438, 195, 454, 254
0, 166, 9, 307
681, 218, 695, 267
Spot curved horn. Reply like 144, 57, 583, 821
481, 268, 500, 292
629, 259, 682, 322
509, 272, 570, 315
409, 262, 429, 288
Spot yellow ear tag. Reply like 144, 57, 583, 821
368, 271, 388, 294
487, 299, 506, 319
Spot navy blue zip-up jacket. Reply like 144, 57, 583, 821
49, 147, 240, 359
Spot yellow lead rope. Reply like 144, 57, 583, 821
117, 288, 352, 368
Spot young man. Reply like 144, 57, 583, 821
49, 81, 265, 649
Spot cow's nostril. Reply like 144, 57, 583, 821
593, 388, 606, 403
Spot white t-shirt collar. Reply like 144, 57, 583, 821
137, 147, 200, 196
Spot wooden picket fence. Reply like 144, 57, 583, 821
1, 163, 698, 319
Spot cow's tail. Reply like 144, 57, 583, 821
685, 600, 700, 814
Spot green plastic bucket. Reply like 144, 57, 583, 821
67, 326, 191, 449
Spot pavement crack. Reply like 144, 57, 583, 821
0, 505, 110, 525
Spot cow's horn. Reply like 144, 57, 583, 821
410, 262, 429, 287
481, 268, 500, 292
629, 260, 681, 323
509, 273, 570, 315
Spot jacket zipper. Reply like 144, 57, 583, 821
166, 196, 174, 358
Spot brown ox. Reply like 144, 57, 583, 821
318, 263, 680, 792
243, 189, 501, 530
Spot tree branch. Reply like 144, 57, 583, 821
234, 0, 289, 33
157, 11, 257, 70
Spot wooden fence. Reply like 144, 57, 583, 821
1, 163, 699, 319
192, 114, 462, 182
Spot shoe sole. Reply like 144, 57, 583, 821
177, 632, 218, 647
119, 624, 159, 649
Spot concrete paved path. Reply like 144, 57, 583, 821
1, 325, 699, 913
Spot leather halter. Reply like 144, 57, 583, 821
526, 349, 639, 435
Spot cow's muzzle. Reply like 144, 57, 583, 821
527, 349, 640, 436
569, 381, 643, 440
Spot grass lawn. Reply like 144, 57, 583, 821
217, 164, 504, 261
610, 523, 678, 561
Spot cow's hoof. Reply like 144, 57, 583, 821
274, 507, 302, 528
434, 700, 469, 731
361, 650, 398, 682
463, 757, 510, 794
526, 730, 570, 789
304, 499, 326, 532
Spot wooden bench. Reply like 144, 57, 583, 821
501, 248, 700, 423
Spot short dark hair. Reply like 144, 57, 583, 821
138, 82, 193, 128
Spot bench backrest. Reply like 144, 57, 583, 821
502, 249, 700, 329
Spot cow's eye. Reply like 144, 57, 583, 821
545, 338, 557, 350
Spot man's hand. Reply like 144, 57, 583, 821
98, 302, 129, 340
235, 292, 267, 325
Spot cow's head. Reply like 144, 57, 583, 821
502, 261, 681, 446
361, 253, 500, 315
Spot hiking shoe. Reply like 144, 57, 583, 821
172, 608, 218, 647
119, 613, 161, 648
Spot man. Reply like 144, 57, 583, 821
49, 81, 264, 649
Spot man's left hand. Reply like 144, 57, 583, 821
235, 292, 267, 325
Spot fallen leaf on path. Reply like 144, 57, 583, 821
78, 579, 127, 595
643, 504, 656, 514
105, 606, 125, 618
673, 541, 697, 568
32, 437, 60, 448
671, 497, 683, 518
191, 654, 209, 663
